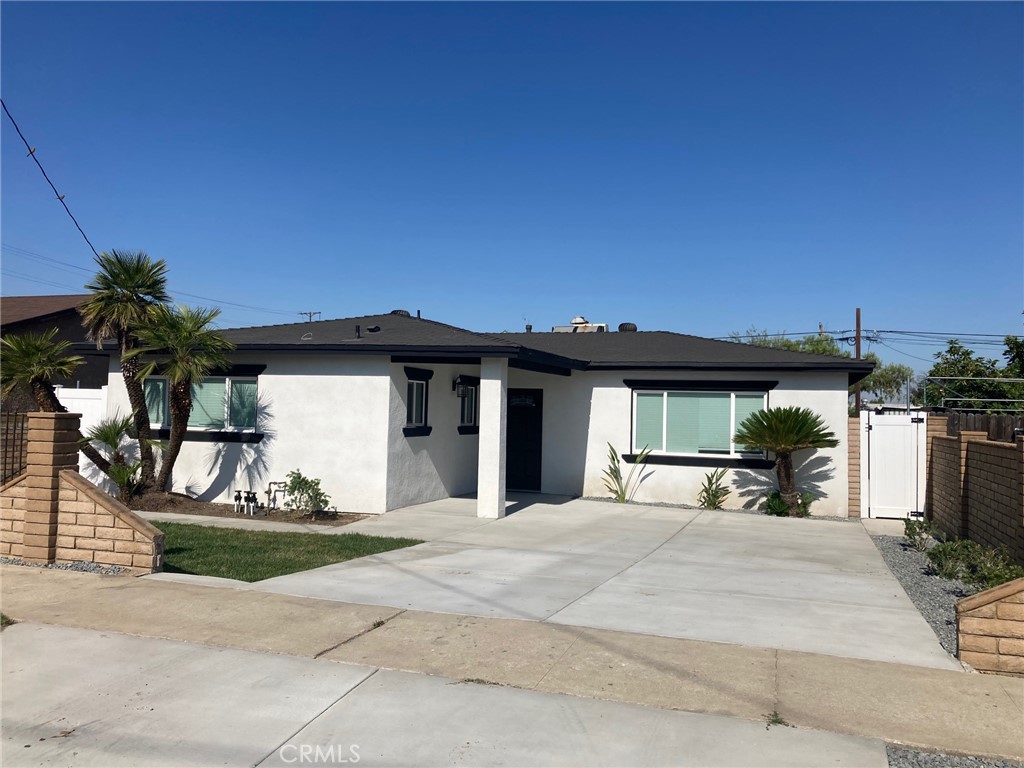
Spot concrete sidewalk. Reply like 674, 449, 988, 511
1, 623, 888, 767
2, 566, 1021, 760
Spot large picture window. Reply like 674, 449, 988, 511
143, 376, 258, 431
633, 390, 766, 457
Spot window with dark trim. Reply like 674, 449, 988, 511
459, 385, 478, 427
632, 389, 767, 458
143, 376, 258, 431
403, 366, 433, 436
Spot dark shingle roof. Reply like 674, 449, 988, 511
1, 294, 89, 326
491, 331, 872, 371
216, 313, 873, 381
220, 313, 518, 352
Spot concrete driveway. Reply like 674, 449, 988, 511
1, 623, 888, 767
251, 497, 959, 670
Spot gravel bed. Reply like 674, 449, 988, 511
0, 556, 128, 575
887, 744, 1022, 768
869, 535, 975, 655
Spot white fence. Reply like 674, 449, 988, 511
54, 385, 111, 487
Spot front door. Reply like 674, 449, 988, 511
506, 389, 543, 491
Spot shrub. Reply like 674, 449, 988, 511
602, 443, 651, 503
761, 490, 814, 517
926, 539, 1024, 590
903, 518, 939, 552
284, 469, 332, 512
697, 468, 731, 510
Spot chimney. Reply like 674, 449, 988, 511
525, 324, 533, 333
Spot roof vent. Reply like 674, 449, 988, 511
366, 325, 381, 333
571, 315, 588, 325
390, 309, 411, 317
618, 322, 637, 332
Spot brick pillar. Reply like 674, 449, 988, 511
958, 431, 987, 542
22, 412, 81, 564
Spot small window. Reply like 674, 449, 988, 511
229, 379, 258, 429
460, 385, 478, 427
407, 380, 427, 427
189, 379, 227, 429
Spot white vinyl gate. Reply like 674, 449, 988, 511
859, 411, 928, 519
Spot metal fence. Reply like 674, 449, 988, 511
1, 412, 29, 484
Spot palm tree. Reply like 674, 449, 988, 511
733, 406, 839, 517
80, 250, 170, 490
127, 304, 233, 492
0, 329, 111, 474
83, 415, 139, 498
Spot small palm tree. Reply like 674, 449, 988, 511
0, 329, 111, 474
80, 250, 170, 490
733, 406, 839, 517
83, 415, 140, 498
127, 304, 234, 492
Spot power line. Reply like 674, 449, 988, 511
1, 100, 100, 258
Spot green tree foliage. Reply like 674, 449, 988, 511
729, 328, 913, 402
733, 406, 838, 517
1, 329, 112, 475
920, 339, 1024, 410
127, 304, 234, 492
80, 250, 171, 491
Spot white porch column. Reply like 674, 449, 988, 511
477, 357, 508, 519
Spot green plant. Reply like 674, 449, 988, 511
127, 304, 234, 491
761, 490, 814, 517
81, 249, 171, 491
106, 461, 143, 500
903, 518, 938, 552
733, 406, 838, 516
602, 443, 651, 503
697, 467, 731, 510
83, 415, 140, 498
926, 539, 1024, 590
284, 469, 332, 512
763, 710, 791, 729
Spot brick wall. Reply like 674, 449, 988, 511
928, 430, 1024, 565
957, 577, 1024, 676
965, 439, 1024, 564
0, 412, 163, 574
848, 417, 860, 517
0, 474, 27, 557
55, 470, 163, 573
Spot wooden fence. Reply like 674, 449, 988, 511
1, 412, 28, 484
945, 412, 1024, 442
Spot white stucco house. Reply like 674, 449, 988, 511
100, 312, 873, 518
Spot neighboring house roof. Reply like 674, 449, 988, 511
217, 312, 874, 383
0, 294, 89, 327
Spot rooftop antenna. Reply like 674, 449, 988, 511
299, 311, 321, 323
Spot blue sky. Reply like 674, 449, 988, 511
2, 2, 1021, 372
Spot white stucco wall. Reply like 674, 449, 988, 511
105, 354, 392, 513
557, 369, 850, 516
385, 363, 480, 511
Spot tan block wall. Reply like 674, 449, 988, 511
965, 439, 1024, 564
848, 417, 860, 517
0, 474, 28, 557
55, 470, 164, 574
958, 578, 1024, 676
930, 435, 966, 539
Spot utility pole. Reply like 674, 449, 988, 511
854, 307, 862, 413
299, 311, 321, 323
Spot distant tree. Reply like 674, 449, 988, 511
922, 339, 1023, 411
730, 328, 913, 403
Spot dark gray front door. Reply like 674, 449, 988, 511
506, 389, 543, 492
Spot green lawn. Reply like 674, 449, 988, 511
157, 522, 423, 582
